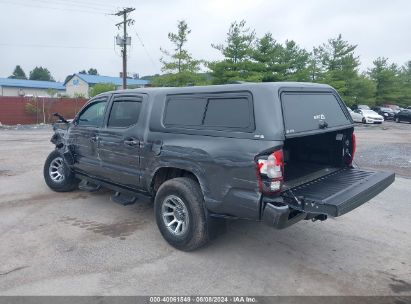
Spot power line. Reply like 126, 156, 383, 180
0, 43, 112, 50
0, 0, 109, 15
135, 32, 160, 72
24, 0, 114, 13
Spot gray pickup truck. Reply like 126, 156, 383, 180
44, 82, 395, 251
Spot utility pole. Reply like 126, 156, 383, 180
114, 8, 135, 89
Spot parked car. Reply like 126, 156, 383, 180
384, 104, 401, 114
372, 107, 395, 120
394, 109, 411, 123
44, 83, 395, 251
347, 107, 363, 122
352, 104, 370, 110
354, 109, 384, 124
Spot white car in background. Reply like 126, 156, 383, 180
347, 107, 363, 122
353, 109, 384, 124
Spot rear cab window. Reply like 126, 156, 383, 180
281, 92, 351, 136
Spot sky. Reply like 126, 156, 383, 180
0, 0, 410, 82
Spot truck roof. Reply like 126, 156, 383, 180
102, 82, 333, 96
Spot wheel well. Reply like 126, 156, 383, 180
151, 167, 200, 194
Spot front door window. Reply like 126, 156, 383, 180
77, 99, 108, 127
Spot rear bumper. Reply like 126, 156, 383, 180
365, 118, 384, 123
381, 113, 395, 120
261, 201, 307, 229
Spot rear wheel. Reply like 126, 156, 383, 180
395, 117, 400, 123
362, 118, 367, 124
43, 150, 79, 192
154, 177, 211, 251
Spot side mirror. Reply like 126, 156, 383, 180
53, 112, 69, 124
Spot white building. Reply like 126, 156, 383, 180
0, 78, 65, 97
64, 73, 150, 98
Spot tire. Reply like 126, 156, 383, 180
43, 150, 79, 192
154, 177, 211, 251
395, 117, 400, 123
362, 118, 366, 124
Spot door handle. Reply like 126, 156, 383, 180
124, 138, 139, 146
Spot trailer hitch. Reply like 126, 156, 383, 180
284, 189, 304, 207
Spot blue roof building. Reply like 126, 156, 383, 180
64, 73, 150, 98
0, 78, 65, 97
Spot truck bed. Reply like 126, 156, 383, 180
283, 161, 341, 190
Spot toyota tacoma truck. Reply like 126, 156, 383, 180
44, 82, 395, 251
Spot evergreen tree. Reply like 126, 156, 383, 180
154, 20, 204, 86
314, 34, 372, 104
29, 67, 55, 81
397, 60, 411, 105
368, 57, 400, 104
277, 40, 310, 81
209, 20, 260, 84
9, 65, 27, 79
252, 33, 284, 82
252, 34, 310, 82
87, 68, 98, 75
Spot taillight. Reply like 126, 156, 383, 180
347, 133, 356, 166
256, 149, 284, 194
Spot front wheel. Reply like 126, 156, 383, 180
43, 150, 79, 192
154, 177, 211, 251
362, 118, 367, 124
395, 117, 400, 123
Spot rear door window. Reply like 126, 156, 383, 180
281, 93, 350, 135
108, 96, 142, 128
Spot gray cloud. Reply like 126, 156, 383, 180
0, 0, 410, 81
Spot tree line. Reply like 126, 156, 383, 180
9, 65, 56, 82
6, 20, 410, 107
153, 20, 411, 107
8, 66, 99, 83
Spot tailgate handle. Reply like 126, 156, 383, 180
319, 121, 328, 129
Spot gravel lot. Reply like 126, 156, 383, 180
0, 121, 410, 296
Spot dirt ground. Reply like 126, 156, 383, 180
0, 121, 410, 296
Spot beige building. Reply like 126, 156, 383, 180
64, 73, 150, 98
0, 78, 65, 97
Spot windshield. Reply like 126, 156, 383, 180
381, 108, 394, 112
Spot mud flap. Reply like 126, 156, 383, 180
282, 168, 395, 217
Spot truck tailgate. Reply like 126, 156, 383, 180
282, 168, 395, 217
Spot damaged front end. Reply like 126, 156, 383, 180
50, 123, 76, 166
